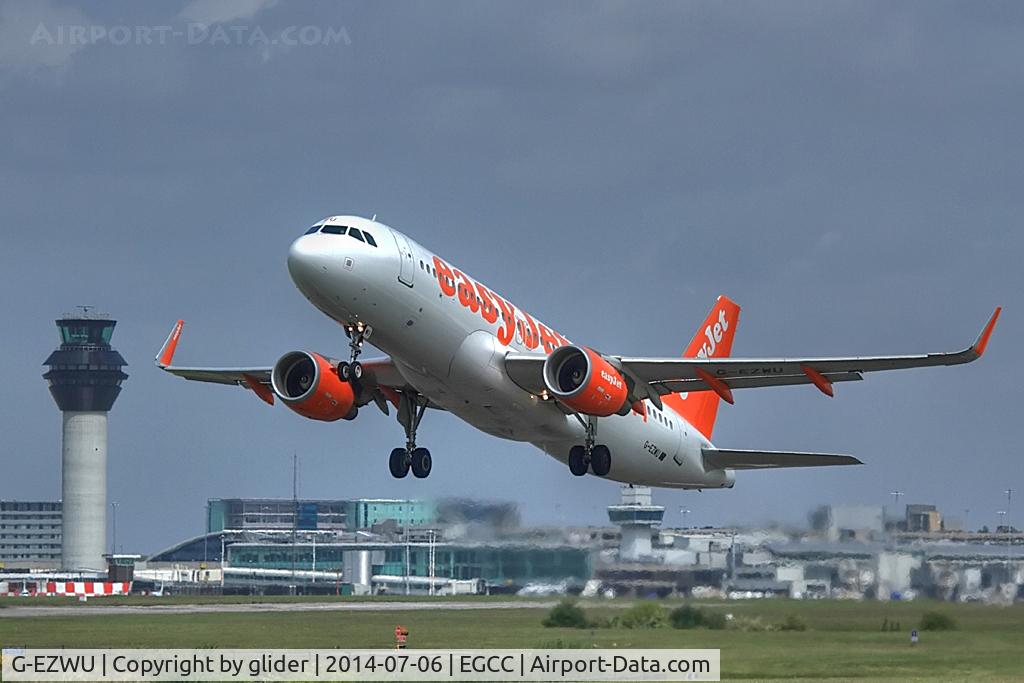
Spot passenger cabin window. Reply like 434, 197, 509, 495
322, 225, 347, 235
348, 228, 365, 242
363, 231, 377, 247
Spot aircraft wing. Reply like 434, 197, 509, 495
702, 448, 862, 470
505, 307, 1000, 404
159, 366, 270, 386
154, 320, 416, 410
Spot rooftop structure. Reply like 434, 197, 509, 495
206, 498, 436, 534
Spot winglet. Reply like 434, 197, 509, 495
971, 307, 1001, 357
156, 320, 185, 368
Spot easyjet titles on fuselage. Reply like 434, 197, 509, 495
432, 255, 570, 353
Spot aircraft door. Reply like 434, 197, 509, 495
393, 232, 415, 286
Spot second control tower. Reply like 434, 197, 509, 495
43, 309, 128, 571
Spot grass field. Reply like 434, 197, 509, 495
1, 597, 1022, 680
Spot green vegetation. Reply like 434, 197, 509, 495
668, 604, 727, 630
541, 600, 588, 628
919, 610, 957, 631
777, 613, 808, 631
0, 598, 1021, 680
617, 600, 666, 629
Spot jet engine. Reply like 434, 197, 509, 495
271, 351, 357, 421
543, 345, 630, 416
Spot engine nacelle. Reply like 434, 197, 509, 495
543, 344, 629, 417
271, 351, 356, 422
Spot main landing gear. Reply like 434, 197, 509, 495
389, 392, 432, 479
338, 322, 371, 382
567, 416, 612, 477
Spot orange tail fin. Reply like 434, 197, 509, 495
662, 295, 741, 440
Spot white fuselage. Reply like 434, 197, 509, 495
287, 216, 734, 489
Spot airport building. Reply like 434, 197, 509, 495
140, 496, 584, 594
224, 538, 589, 591
0, 501, 62, 567
906, 504, 943, 533
144, 527, 589, 594
206, 498, 435, 533
810, 504, 886, 542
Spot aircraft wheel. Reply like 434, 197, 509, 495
338, 361, 351, 381
568, 445, 588, 476
591, 445, 611, 476
411, 447, 432, 478
389, 448, 410, 478
351, 361, 363, 380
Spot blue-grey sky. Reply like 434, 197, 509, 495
1, 0, 1020, 554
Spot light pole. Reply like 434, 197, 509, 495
428, 529, 436, 596
204, 502, 209, 565
679, 507, 691, 530
110, 501, 119, 555
405, 526, 411, 596
220, 534, 226, 589
889, 490, 904, 529
1006, 489, 1014, 569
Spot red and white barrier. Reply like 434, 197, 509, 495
1, 581, 131, 597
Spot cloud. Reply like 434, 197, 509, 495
179, 0, 278, 25
0, 0, 91, 71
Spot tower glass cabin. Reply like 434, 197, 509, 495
44, 316, 127, 412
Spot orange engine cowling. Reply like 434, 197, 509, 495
543, 345, 629, 417
270, 351, 357, 421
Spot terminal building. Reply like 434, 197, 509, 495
220, 537, 590, 593
141, 497, 586, 594
206, 498, 435, 534
0, 501, 62, 568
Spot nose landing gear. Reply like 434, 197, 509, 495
338, 322, 371, 382
567, 416, 612, 477
390, 392, 432, 479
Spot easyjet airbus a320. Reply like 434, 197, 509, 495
157, 216, 1001, 489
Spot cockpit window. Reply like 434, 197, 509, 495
322, 225, 347, 235
348, 228, 365, 242
304, 223, 322, 235
363, 231, 377, 247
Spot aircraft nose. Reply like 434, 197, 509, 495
287, 235, 329, 290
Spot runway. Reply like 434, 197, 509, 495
0, 599, 558, 618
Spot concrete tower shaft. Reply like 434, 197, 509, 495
43, 312, 127, 571
60, 412, 108, 570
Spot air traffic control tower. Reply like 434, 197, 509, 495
43, 310, 127, 571
607, 486, 665, 562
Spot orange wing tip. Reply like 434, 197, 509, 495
156, 320, 185, 367
696, 369, 735, 405
972, 306, 1001, 357
801, 365, 835, 397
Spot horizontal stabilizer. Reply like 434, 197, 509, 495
703, 448, 862, 470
